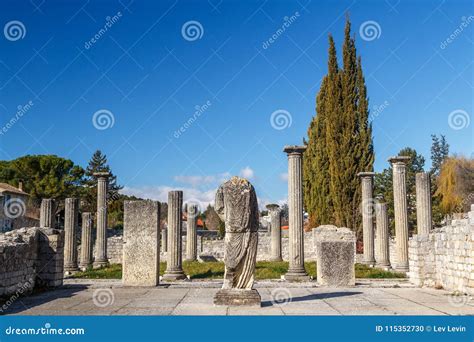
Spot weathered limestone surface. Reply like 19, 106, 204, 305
186, 204, 198, 261
79, 212, 93, 270
375, 202, 391, 268
389, 156, 410, 272
123, 201, 161, 286
94, 172, 110, 268
39, 198, 55, 228
63, 198, 79, 273
358, 172, 376, 266
314, 225, 356, 286
214, 177, 260, 306
267, 204, 282, 261
0, 227, 64, 301
162, 228, 168, 252
162, 191, 186, 281
416, 172, 432, 235
409, 209, 474, 295
284, 145, 309, 281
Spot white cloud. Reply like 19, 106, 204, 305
239, 166, 254, 179
173, 172, 231, 187
279, 172, 288, 181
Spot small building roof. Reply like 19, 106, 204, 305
0, 183, 29, 196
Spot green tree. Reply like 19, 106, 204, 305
430, 134, 449, 226
375, 147, 425, 235
0, 155, 84, 204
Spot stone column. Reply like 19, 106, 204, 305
93, 172, 110, 268
283, 145, 309, 281
79, 212, 93, 270
186, 204, 198, 261
163, 191, 186, 281
64, 198, 79, 273
389, 156, 411, 272
375, 202, 391, 268
357, 172, 376, 266
40, 198, 55, 228
162, 227, 168, 252
267, 204, 282, 261
416, 172, 432, 235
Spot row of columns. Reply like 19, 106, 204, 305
41, 172, 111, 273
358, 156, 433, 272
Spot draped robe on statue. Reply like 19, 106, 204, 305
215, 177, 259, 290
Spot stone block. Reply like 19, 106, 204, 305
123, 200, 160, 286
316, 238, 355, 287
214, 289, 261, 306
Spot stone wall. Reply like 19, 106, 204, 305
408, 210, 474, 295
0, 227, 64, 300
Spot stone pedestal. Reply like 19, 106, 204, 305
40, 198, 55, 228
283, 145, 310, 281
64, 198, 79, 273
79, 212, 93, 270
213, 289, 261, 306
357, 172, 376, 266
186, 204, 198, 261
267, 204, 282, 261
314, 225, 356, 286
416, 172, 432, 235
93, 172, 110, 268
389, 156, 410, 272
162, 228, 168, 252
162, 191, 186, 281
123, 200, 161, 286
375, 202, 391, 268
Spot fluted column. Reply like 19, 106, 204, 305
283, 145, 309, 281
40, 198, 55, 228
357, 172, 376, 266
163, 191, 186, 281
375, 202, 391, 268
64, 198, 79, 273
93, 172, 109, 268
186, 204, 198, 261
389, 156, 410, 272
267, 204, 282, 262
162, 228, 168, 252
79, 212, 93, 270
416, 172, 432, 235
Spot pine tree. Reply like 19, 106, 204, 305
82, 150, 122, 211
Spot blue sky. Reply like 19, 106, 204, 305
0, 0, 472, 209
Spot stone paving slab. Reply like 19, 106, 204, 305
2, 279, 472, 316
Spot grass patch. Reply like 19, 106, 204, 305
73, 261, 405, 280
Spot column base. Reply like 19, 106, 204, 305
64, 264, 79, 274
93, 260, 109, 269
284, 269, 310, 282
162, 270, 187, 281
394, 264, 409, 272
79, 263, 92, 271
363, 259, 376, 267
375, 262, 391, 270
214, 289, 261, 307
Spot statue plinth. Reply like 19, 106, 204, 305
214, 289, 261, 306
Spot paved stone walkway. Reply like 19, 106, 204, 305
4, 279, 473, 316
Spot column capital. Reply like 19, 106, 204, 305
388, 156, 410, 165
266, 203, 280, 211
357, 171, 375, 178
283, 145, 307, 156
93, 171, 111, 179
